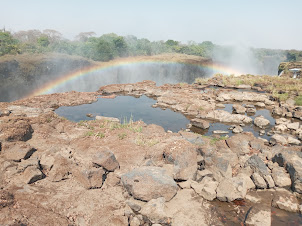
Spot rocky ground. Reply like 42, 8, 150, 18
0, 77, 302, 225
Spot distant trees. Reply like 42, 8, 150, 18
0, 31, 20, 56
1, 29, 302, 64
75, 32, 96, 42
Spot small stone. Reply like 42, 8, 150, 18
213, 130, 229, 134
255, 102, 266, 108
232, 126, 243, 133
126, 201, 142, 212
129, 216, 141, 226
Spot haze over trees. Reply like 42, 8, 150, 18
1, 29, 302, 64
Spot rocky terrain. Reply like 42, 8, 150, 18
0, 74, 301, 225
278, 61, 302, 78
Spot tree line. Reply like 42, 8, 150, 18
1, 29, 302, 63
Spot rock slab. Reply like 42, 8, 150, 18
121, 166, 178, 201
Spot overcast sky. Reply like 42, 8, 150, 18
1, 0, 301, 50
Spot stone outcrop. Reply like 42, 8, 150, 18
121, 167, 178, 201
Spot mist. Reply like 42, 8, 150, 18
212, 43, 282, 76
44, 63, 212, 94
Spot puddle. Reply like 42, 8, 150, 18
191, 103, 276, 140
56, 95, 279, 139
55, 95, 190, 132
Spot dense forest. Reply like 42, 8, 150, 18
1, 29, 302, 63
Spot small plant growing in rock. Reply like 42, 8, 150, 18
118, 133, 127, 140
95, 132, 105, 138
85, 131, 94, 137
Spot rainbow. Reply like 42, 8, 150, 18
27, 56, 243, 98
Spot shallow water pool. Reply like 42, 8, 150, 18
55, 95, 190, 132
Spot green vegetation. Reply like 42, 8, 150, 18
118, 133, 127, 140
84, 131, 105, 138
2, 29, 301, 63
135, 135, 159, 147
202, 135, 228, 145
295, 95, 302, 106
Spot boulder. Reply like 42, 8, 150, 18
270, 134, 288, 145
274, 124, 288, 133
246, 106, 257, 114
190, 118, 210, 129
245, 155, 269, 176
216, 177, 247, 202
226, 134, 253, 155
255, 102, 266, 108
287, 122, 300, 130
1, 119, 33, 142
254, 116, 270, 128
244, 205, 271, 226
163, 142, 197, 181
251, 172, 267, 189
293, 110, 302, 120
48, 155, 71, 182
23, 166, 45, 184
275, 117, 291, 125
272, 167, 291, 187
140, 197, 170, 224
199, 110, 252, 124
179, 131, 205, 145
191, 176, 218, 201
2, 143, 36, 162
272, 189, 300, 212
73, 168, 105, 189
233, 104, 246, 114
210, 156, 233, 181
263, 174, 275, 188
287, 136, 301, 145
121, 167, 178, 201
93, 150, 119, 172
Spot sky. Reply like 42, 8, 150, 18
1, 0, 302, 50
